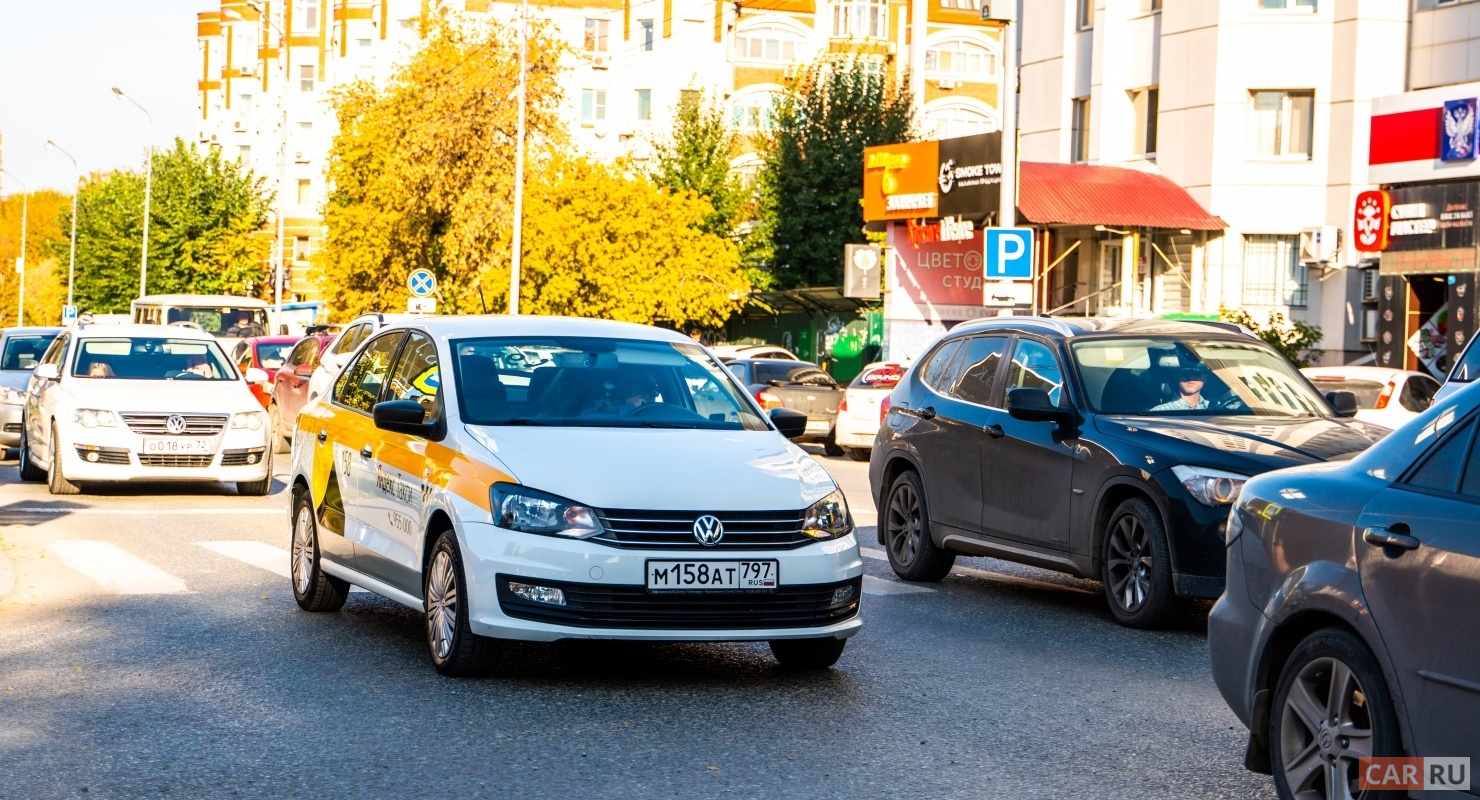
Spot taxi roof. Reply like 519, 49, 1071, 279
380, 315, 696, 345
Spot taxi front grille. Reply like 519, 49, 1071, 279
592, 509, 812, 550
495, 575, 861, 630
138, 454, 214, 468
121, 413, 228, 436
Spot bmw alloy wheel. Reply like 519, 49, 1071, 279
426, 550, 457, 661
1106, 514, 1152, 613
886, 481, 922, 567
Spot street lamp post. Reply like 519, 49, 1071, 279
0, 169, 26, 325
112, 87, 154, 300
235, 2, 289, 331
46, 141, 81, 311
509, 0, 529, 315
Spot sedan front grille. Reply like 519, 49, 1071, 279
496, 575, 861, 630
138, 454, 214, 468
593, 509, 812, 550
121, 413, 228, 436
75, 446, 130, 465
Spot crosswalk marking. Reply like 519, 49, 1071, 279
861, 546, 887, 560
48, 541, 191, 595
198, 540, 368, 592
861, 574, 934, 596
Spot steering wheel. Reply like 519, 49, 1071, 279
168, 320, 204, 330
169, 371, 206, 381
625, 402, 672, 418
1212, 394, 1246, 412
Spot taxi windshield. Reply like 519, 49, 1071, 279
452, 336, 770, 430
72, 338, 237, 381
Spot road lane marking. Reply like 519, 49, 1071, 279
47, 541, 190, 595
862, 545, 1092, 595
0, 552, 14, 598
198, 541, 367, 592
861, 546, 887, 560
861, 574, 934, 596
4, 507, 281, 515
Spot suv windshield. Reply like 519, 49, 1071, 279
72, 338, 237, 381
1071, 337, 1330, 418
453, 336, 769, 430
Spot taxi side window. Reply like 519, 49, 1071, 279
386, 332, 439, 423
336, 332, 405, 413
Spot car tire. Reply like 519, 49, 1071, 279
290, 490, 350, 613
237, 448, 273, 497
17, 422, 44, 482
46, 423, 81, 496
883, 470, 955, 582
845, 447, 871, 462
1100, 497, 1183, 628
269, 402, 290, 455
822, 439, 845, 457
770, 637, 847, 670
425, 530, 500, 677
1269, 628, 1403, 800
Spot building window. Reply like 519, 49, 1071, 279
1242, 234, 1307, 307
1071, 96, 1091, 162
296, 0, 319, 31
581, 89, 607, 122
923, 103, 999, 138
735, 24, 806, 63
1077, 0, 1094, 29
832, 0, 888, 39
924, 39, 998, 78
299, 63, 315, 92
938, 0, 980, 9
1249, 90, 1313, 158
1131, 87, 1158, 157
294, 236, 311, 263
639, 19, 654, 51
1140, 0, 1161, 11
239, 93, 253, 114
238, 145, 251, 162
297, 179, 312, 204
636, 89, 652, 121
584, 18, 610, 52
1259, 0, 1315, 8
357, 38, 373, 66
731, 91, 779, 132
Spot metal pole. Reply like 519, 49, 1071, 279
510, 0, 528, 315
113, 87, 153, 299
999, 13, 1018, 229
2, 170, 27, 325
46, 141, 81, 309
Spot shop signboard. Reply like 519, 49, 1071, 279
1354, 190, 1391, 253
1384, 182, 1478, 252
936, 132, 1003, 221
1442, 99, 1478, 162
843, 244, 882, 299
886, 224, 1000, 322
863, 141, 940, 222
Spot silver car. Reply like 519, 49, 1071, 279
0, 327, 61, 447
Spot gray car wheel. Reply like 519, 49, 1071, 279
1100, 497, 1181, 628
883, 470, 955, 582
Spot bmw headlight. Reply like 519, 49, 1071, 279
231, 411, 265, 430
801, 489, 853, 540
73, 409, 118, 428
491, 483, 604, 539
1171, 465, 1249, 507
0, 387, 24, 406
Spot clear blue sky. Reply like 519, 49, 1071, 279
0, 1, 203, 193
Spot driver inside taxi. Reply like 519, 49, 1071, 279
583, 376, 660, 417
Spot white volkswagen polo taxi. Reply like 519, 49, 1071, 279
289, 316, 862, 676
19, 324, 273, 495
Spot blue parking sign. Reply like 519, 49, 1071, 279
984, 228, 1035, 280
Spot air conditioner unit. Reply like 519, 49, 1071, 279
591, 54, 610, 70
233, 120, 247, 131
1299, 225, 1342, 265
238, 65, 255, 77
294, 151, 309, 163
936, 78, 959, 89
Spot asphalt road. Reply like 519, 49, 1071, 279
0, 447, 1271, 800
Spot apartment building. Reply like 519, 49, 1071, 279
1017, 0, 1408, 364
195, 0, 1008, 304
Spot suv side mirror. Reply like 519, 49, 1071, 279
373, 399, 444, 439
33, 363, 59, 381
769, 407, 808, 439
1006, 387, 1069, 423
1325, 390, 1360, 418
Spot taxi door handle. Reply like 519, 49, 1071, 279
360, 444, 373, 460
317, 428, 327, 444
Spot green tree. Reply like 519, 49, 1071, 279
757, 57, 915, 289
646, 91, 744, 239
52, 140, 271, 313
1220, 306, 1323, 367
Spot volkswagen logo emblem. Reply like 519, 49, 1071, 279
692, 514, 724, 546
166, 414, 186, 435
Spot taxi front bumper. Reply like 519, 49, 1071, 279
456, 520, 864, 643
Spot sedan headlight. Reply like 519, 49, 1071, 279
1171, 465, 1249, 507
73, 409, 118, 428
0, 386, 24, 406
801, 489, 853, 540
231, 411, 265, 430
491, 483, 604, 539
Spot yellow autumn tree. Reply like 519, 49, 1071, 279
0, 190, 69, 325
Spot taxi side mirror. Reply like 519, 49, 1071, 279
373, 399, 445, 440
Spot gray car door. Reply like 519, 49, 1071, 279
1354, 415, 1480, 765
908, 336, 1007, 535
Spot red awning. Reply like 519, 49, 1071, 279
1018, 162, 1226, 231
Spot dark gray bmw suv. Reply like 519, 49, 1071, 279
868, 317, 1389, 628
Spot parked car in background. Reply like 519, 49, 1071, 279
231, 335, 300, 408
870, 317, 1390, 628
0, 327, 62, 448
1210, 381, 1480, 800
833, 361, 908, 461
304, 313, 414, 408
1436, 330, 1480, 403
267, 327, 337, 453
18, 324, 273, 496
1301, 365, 1438, 430
727, 358, 844, 455
710, 344, 800, 363
130, 294, 271, 352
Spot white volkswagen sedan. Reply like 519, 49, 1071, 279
289, 316, 862, 676
19, 324, 273, 495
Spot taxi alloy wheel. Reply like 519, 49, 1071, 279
424, 531, 499, 677
291, 491, 349, 612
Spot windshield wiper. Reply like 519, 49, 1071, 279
491, 418, 550, 426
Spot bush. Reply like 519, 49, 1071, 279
1220, 307, 1322, 367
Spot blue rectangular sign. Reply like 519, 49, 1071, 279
984, 227, 1035, 280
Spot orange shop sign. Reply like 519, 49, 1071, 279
863, 140, 940, 222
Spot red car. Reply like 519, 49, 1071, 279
231, 336, 301, 408
267, 327, 338, 453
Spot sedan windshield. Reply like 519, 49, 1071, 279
2, 335, 57, 370
72, 338, 237, 381
453, 336, 770, 430
1071, 337, 1330, 418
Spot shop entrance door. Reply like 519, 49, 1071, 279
1097, 242, 1124, 315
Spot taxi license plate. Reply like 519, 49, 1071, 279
141, 438, 214, 455
646, 560, 778, 591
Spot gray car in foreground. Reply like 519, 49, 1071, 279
0, 327, 61, 447
1211, 381, 1480, 799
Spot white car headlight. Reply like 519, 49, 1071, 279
491, 483, 604, 539
231, 411, 265, 430
73, 409, 118, 428
1171, 465, 1249, 507
802, 489, 853, 540
0, 386, 24, 406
